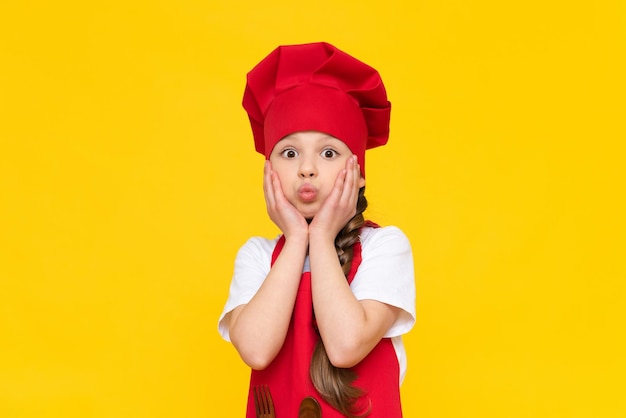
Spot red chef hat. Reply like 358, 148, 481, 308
242, 42, 391, 177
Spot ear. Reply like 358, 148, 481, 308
358, 175, 366, 189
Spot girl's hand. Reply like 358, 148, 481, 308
309, 155, 361, 242
263, 161, 309, 240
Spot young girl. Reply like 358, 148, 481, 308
218, 42, 416, 418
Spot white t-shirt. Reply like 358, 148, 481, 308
218, 225, 416, 382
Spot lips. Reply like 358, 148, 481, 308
297, 184, 318, 202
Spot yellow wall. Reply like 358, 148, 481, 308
1, 1, 624, 417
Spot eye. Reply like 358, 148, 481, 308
280, 148, 298, 158
321, 148, 338, 159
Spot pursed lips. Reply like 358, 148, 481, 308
297, 183, 318, 202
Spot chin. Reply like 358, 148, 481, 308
297, 207, 319, 221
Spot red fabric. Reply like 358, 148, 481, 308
242, 42, 391, 177
246, 228, 402, 417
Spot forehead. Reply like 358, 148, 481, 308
277, 131, 349, 148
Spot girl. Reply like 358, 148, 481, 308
218, 42, 416, 418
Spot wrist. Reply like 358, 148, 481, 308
283, 228, 309, 247
308, 227, 337, 247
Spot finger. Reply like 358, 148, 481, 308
263, 161, 276, 209
340, 155, 358, 206
317, 168, 345, 218
352, 157, 361, 199
333, 168, 348, 203
353, 156, 361, 189
270, 170, 288, 206
345, 156, 360, 212
270, 170, 299, 215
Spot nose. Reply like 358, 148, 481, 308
299, 168, 316, 178
298, 158, 317, 178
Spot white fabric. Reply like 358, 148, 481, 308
218, 225, 416, 382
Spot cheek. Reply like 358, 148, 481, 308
268, 159, 287, 176
270, 167, 293, 190
273, 163, 290, 176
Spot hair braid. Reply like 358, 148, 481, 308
310, 187, 371, 418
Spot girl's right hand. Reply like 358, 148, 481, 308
263, 161, 309, 241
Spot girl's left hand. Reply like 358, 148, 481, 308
309, 155, 361, 241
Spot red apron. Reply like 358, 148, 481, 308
246, 227, 403, 417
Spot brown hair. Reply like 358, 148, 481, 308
309, 187, 371, 417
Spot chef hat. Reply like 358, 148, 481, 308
242, 42, 391, 177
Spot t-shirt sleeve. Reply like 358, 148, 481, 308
350, 226, 416, 338
217, 237, 275, 341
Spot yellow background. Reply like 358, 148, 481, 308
1, 1, 625, 417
